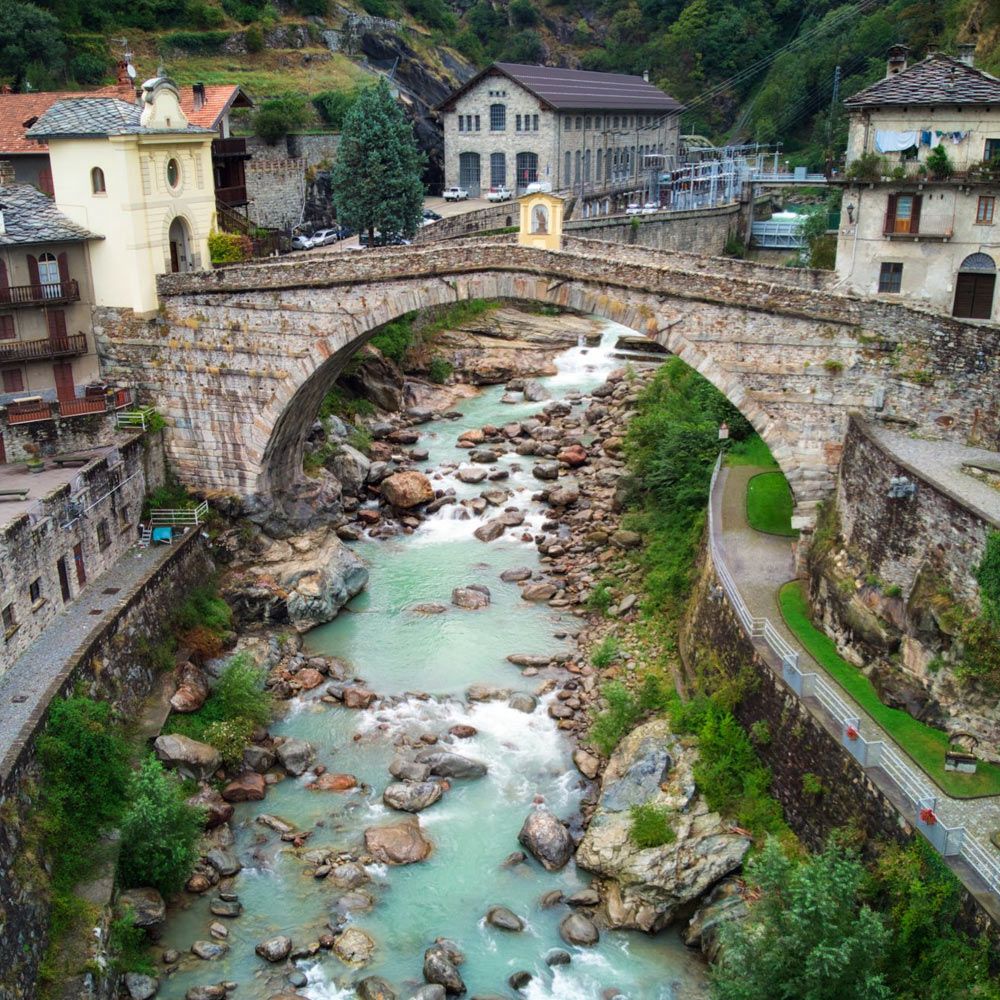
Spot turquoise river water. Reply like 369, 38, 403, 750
155, 323, 709, 1000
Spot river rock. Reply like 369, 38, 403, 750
186, 787, 233, 829
255, 936, 293, 962
520, 583, 557, 602
532, 461, 559, 481
548, 483, 580, 507
507, 692, 538, 713
328, 861, 370, 889
364, 817, 433, 864
411, 602, 448, 614
222, 773, 266, 803
559, 913, 599, 946
509, 971, 533, 991
170, 662, 210, 713
517, 808, 574, 871
343, 686, 377, 709
573, 749, 601, 780
458, 428, 485, 444
422, 945, 465, 994
332, 927, 375, 965
545, 950, 571, 966
295, 667, 325, 690
357, 978, 396, 1000
125, 973, 159, 1000
383, 781, 443, 812
485, 906, 525, 931
191, 941, 228, 961
523, 379, 549, 402
153, 735, 221, 781
449, 724, 476, 738
407, 987, 446, 1000
118, 887, 167, 930
682, 877, 747, 962
500, 567, 532, 582
329, 444, 371, 497
466, 684, 510, 702
275, 739, 315, 776
575, 720, 751, 932
185, 987, 226, 1000
209, 898, 242, 918
309, 773, 358, 792
389, 757, 432, 781
381, 471, 434, 508
451, 585, 490, 610
415, 749, 488, 779
470, 448, 499, 464
457, 467, 488, 484
205, 848, 241, 877
610, 529, 641, 549
557, 444, 588, 467
473, 519, 506, 542
244, 745, 276, 773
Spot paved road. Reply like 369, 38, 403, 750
717, 465, 1000, 848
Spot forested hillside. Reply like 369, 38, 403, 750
2, 0, 998, 159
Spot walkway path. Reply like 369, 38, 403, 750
0, 538, 186, 783
716, 465, 1000, 854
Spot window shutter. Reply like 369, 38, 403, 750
47, 309, 67, 342
910, 195, 922, 235
883, 194, 897, 235
0, 316, 14, 340
27, 254, 39, 287
0, 259, 7, 295
57, 252, 69, 284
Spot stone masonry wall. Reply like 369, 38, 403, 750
0, 530, 213, 1000
0, 433, 165, 674
246, 134, 341, 231
0, 412, 131, 465
681, 552, 1000, 943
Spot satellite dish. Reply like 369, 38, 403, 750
126, 62, 137, 80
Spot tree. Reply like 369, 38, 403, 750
712, 839, 891, 1000
331, 78, 425, 245
0, 0, 66, 90
253, 94, 308, 146
976, 531, 1000, 625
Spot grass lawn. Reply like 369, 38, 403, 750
778, 580, 1000, 798
725, 434, 778, 467
746, 471, 798, 537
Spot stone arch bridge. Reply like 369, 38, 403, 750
97, 236, 999, 524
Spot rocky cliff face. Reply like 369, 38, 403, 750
576, 719, 751, 932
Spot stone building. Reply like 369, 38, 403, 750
0, 176, 103, 419
835, 46, 1000, 319
438, 62, 682, 198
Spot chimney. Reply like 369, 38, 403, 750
886, 43, 909, 77
116, 59, 130, 86
0, 160, 14, 186
957, 43, 976, 66
193, 82, 205, 111
642, 69, 650, 83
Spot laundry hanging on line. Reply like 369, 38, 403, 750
875, 130, 919, 153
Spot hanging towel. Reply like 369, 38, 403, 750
950, 130, 968, 144
920, 130, 932, 146
875, 129, 919, 153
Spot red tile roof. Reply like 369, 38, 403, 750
0, 83, 252, 155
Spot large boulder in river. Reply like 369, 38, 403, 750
364, 817, 433, 864
328, 444, 371, 497
275, 738, 315, 776
414, 748, 488, 779
422, 944, 465, 994
357, 977, 396, 1000
559, 912, 599, 946
117, 888, 165, 929
332, 926, 375, 965
170, 662, 209, 713
451, 585, 490, 610
153, 734, 220, 781
383, 781, 443, 812
381, 471, 434, 508
575, 719, 751, 932
255, 936, 292, 962
518, 808, 574, 871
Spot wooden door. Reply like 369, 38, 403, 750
53, 361, 75, 402
73, 542, 86, 586
169, 240, 180, 274
57, 555, 71, 602
953, 273, 996, 319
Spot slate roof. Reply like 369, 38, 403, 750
439, 63, 683, 113
25, 98, 214, 140
845, 53, 1000, 108
0, 184, 100, 246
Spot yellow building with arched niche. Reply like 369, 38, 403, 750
27, 77, 216, 316
518, 191, 565, 252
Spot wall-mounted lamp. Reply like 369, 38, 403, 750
718, 421, 730, 441
887, 476, 917, 499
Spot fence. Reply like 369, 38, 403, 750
706, 455, 1000, 900
148, 501, 209, 526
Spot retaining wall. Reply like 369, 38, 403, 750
246, 134, 341, 231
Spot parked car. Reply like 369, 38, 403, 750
334, 225, 355, 240
625, 203, 642, 216
291, 234, 314, 250
309, 228, 340, 247
442, 186, 469, 201
641, 202, 659, 214
486, 186, 513, 202
524, 181, 552, 194
359, 231, 412, 247
423, 209, 442, 221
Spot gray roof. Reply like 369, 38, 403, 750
0, 184, 100, 246
845, 53, 1000, 108
439, 63, 683, 113
25, 97, 214, 139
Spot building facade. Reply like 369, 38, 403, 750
438, 63, 682, 198
836, 46, 1000, 320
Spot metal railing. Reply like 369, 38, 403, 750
706, 454, 1000, 902
115, 405, 155, 430
3, 387, 134, 426
0, 279, 80, 307
148, 501, 209, 526
0, 332, 88, 363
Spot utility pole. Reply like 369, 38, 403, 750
826, 64, 841, 176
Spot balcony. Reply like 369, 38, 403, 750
0, 332, 87, 364
212, 137, 251, 161
216, 184, 249, 208
2, 387, 133, 426
0, 279, 80, 309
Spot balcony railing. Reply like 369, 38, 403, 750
0, 279, 81, 308
212, 137, 250, 160
216, 183, 248, 207
2, 387, 133, 425
0, 332, 87, 364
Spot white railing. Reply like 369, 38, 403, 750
706, 454, 1000, 903
116, 406, 156, 431
148, 501, 209, 526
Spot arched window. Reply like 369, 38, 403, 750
953, 252, 997, 319
959, 252, 996, 271
564, 151, 571, 186
584, 149, 591, 183
490, 152, 506, 188
574, 150, 581, 183
90, 167, 106, 194
37, 252, 60, 296
596, 149, 603, 180
489, 104, 506, 131
459, 152, 481, 196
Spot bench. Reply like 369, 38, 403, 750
52, 455, 94, 468
0, 489, 29, 501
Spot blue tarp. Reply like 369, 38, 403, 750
151, 526, 173, 544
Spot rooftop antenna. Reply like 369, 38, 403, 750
115, 37, 137, 80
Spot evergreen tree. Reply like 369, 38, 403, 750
0, 0, 66, 91
332, 78, 425, 245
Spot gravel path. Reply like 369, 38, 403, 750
717, 465, 1000, 854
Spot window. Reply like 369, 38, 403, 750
515, 114, 521, 131
2, 602, 15, 638
29, 577, 41, 604
595, 115, 602, 128
584, 149, 591, 182
985, 138, 1000, 162
97, 518, 111, 551
90, 167, 106, 194
532, 114, 538, 131
474, 115, 480, 131
613, 115, 619, 128
0, 316, 13, 340
883, 193, 921, 235
166, 158, 180, 189
574, 150, 581, 183
459, 152, 481, 195
119, 503, 130, 530
516, 151, 538, 188
2, 368, 23, 393
596, 149, 603, 179
878, 262, 903, 293
977, 196, 995, 224
458, 116, 464, 132
37, 252, 60, 294
490, 152, 506, 187
564, 151, 571, 185
564, 116, 570, 130
575, 116, 582, 130
490, 104, 506, 131
585, 116, 591, 129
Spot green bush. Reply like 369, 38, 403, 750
208, 230, 253, 264
926, 143, 954, 179
589, 682, 641, 756
186, 0, 225, 27
360, 0, 391, 14
221, 0, 266, 22
160, 30, 228, 52
845, 151, 887, 182
637, 673, 672, 711
109, 912, 155, 974
428, 356, 453, 384
586, 581, 614, 615
253, 95, 308, 145
118, 757, 204, 896
591, 635, 620, 669
294, 0, 327, 12
174, 585, 232, 637
501, 29, 543, 63
510, 0, 538, 27
975, 531, 1000, 625
403, 0, 454, 30
370, 315, 414, 363
245, 24, 264, 52
347, 427, 373, 454
629, 802, 676, 848
313, 88, 358, 129
204, 717, 255, 766
70, 51, 108, 83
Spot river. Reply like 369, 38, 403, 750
154, 321, 709, 1000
